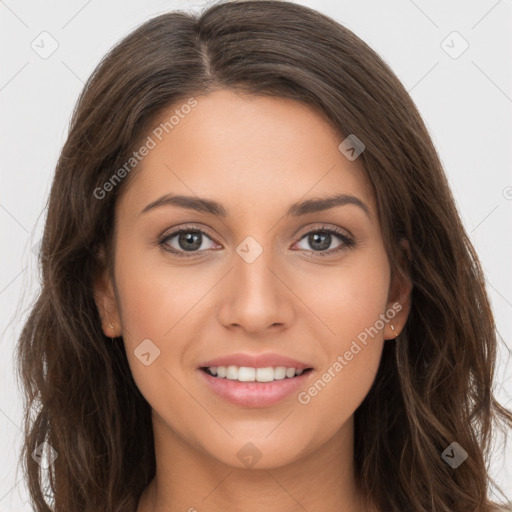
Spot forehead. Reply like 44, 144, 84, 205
118, 89, 375, 220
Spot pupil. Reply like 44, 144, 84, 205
310, 232, 330, 251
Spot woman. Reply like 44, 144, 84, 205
16, 1, 512, 511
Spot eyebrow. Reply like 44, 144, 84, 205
139, 193, 371, 219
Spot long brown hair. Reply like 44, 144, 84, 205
16, 1, 512, 511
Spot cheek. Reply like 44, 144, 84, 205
293, 248, 390, 415
113, 242, 224, 404
292, 246, 391, 343
111, 245, 181, 384
114, 241, 214, 342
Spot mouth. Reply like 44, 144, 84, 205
197, 365, 315, 408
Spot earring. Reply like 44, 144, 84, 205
106, 311, 116, 339
390, 324, 399, 339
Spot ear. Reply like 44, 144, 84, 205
92, 246, 122, 338
384, 238, 413, 340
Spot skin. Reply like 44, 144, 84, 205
94, 89, 412, 512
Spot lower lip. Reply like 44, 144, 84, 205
197, 369, 314, 408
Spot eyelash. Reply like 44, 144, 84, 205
157, 223, 355, 259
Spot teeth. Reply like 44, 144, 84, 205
238, 367, 256, 381
206, 365, 306, 382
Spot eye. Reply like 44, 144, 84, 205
293, 225, 355, 257
158, 225, 220, 257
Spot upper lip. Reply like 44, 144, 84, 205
199, 352, 314, 370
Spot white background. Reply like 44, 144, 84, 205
1, 0, 511, 509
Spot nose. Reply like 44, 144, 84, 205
217, 238, 295, 334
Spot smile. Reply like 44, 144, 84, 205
198, 366, 314, 408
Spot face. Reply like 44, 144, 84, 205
94, 89, 411, 469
